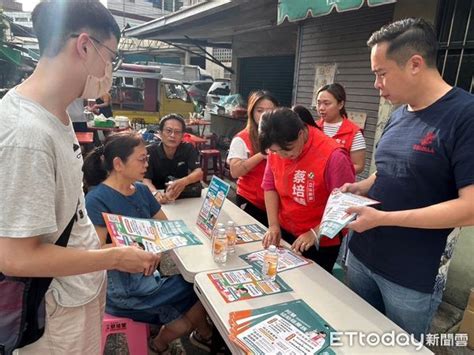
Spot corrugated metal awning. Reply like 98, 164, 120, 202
124, 0, 236, 40
278, 0, 396, 24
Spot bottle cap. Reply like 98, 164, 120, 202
227, 221, 235, 227
268, 245, 277, 252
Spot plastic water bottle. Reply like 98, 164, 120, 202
262, 245, 278, 281
210, 223, 224, 253
212, 223, 224, 238
164, 176, 176, 204
226, 221, 237, 254
212, 228, 228, 264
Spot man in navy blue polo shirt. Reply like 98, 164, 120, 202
342, 18, 474, 340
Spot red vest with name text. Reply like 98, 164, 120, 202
268, 127, 340, 247
316, 117, 361, 152
235, 129, 266, 211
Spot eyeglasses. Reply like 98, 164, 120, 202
162, 128, 184, 136
136, 155, 150, 164
71, 34, 123, 71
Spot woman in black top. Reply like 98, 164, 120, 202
93, 92, 113, 117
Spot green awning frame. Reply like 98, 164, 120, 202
0, 43, 22, 66
278, 0, 397, 25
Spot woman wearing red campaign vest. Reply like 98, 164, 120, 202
227, 91, 278, 226
315, 83, 366, 174
259, 108, 355, 272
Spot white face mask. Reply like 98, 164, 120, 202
80, 40, 113, 99
80, 61, 112, 99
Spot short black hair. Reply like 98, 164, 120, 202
159, 114, 186, 132
32, 0, 121, 57
367, 18, 438, 68
258, 107, 305, 153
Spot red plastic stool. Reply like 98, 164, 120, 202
200, 149, 223, 183
101, 313, 149, 355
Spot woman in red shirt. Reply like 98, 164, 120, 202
259, 108, 355, 271
315, 83, 366, 174
227, 91, 278, 225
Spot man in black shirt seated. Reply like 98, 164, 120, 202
143, 114, 203, 204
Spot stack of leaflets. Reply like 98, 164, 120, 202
318, 190, 379, 246
102, 213, 202, 253
207, 267, 292, 303
228, 299, 336, 354
240, 247, 311, 273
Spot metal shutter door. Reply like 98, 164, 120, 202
239, 55, 295, 106
294, 4, 395, 178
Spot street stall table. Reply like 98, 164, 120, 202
87, 125, 131, 133
185, 118, 211, 136
182, 133, 207, 148
160, 190, 267, 282
87, 124, 131, 142
161, 191, 433, 354
75, 132, 93, 145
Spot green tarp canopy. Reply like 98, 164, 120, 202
0, 44, 22, 65
278, 0, 396, 24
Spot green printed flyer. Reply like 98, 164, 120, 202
235, 224, 266, 244
196, 176, 230, 237
240, 247, 311, 273
103, 213, 201, 253
208, 267, 292, 303
229, 299, 336, 354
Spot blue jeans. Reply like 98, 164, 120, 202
346, 251, 442, 340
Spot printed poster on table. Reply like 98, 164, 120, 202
235, 224, 266, 244
103, 213, 201, 253
196, 176, 230, 237
229, 299, 336, 355
207, 267, 292, 303
240, 247, 311, 273
318, 190, 379, 243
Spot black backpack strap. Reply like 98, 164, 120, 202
55, 212, 76, 247
18, 211, 77, 349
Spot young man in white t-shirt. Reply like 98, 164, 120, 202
0, 1, 160, 353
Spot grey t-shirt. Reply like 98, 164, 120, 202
0, 89, 105, 307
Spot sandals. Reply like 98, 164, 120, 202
189, 330, 212, 352
148, 337, 186, 355
148, 337, 170, 355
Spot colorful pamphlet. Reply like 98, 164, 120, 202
235, 224, 266, 244
319, 190, 379, 241
207, 267, 292, 303
240, 247, 311, 273
103, 213, 202, 253
196, 176, 231, 237
228, 299, 336, 354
